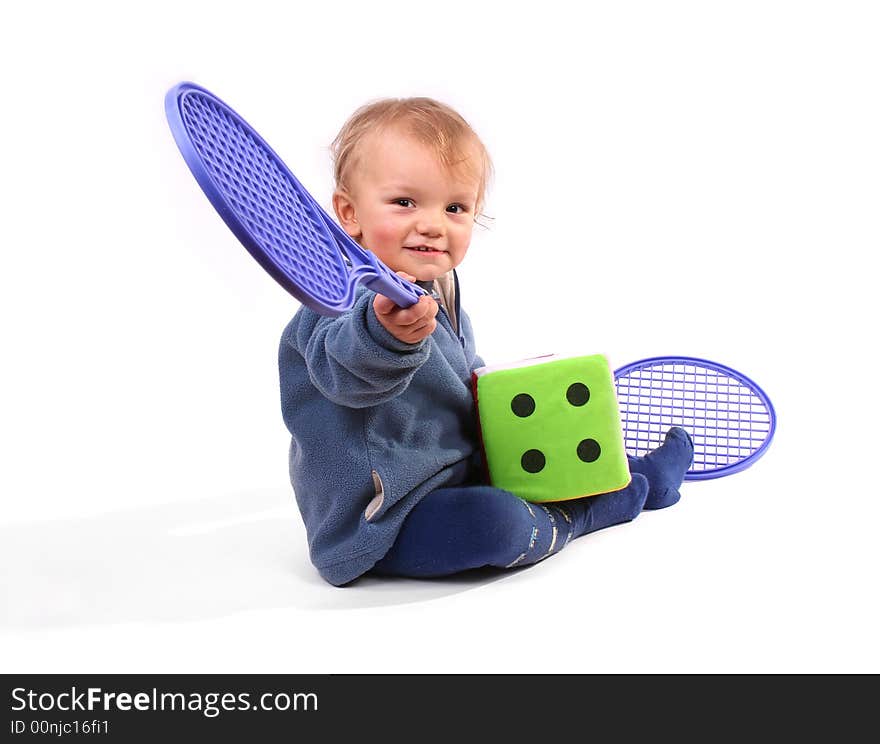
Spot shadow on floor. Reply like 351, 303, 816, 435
0, 489, 511, 630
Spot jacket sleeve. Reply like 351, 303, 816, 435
285, 289, 431, 408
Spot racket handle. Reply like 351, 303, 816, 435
364, 268, 426, 308
325, 217, 426, 308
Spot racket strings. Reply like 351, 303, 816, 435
615, 363, 772, 473
181, 93, 350, 302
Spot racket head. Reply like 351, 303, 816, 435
613, 356, 776, 480
165, 82, 358, 316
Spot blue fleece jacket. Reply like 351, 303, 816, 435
278, 272, 484, 586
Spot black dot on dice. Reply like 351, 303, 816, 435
577, 439, 601, 463
511, 393, 536, 417
521, 449, 545, 473
567, 382, 590, 406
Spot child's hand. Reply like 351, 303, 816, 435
373, 272, 439, 344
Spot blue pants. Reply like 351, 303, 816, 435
372, 427, 693, 578
372, 478, 648, 578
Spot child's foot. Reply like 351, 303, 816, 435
626, 427, 694, 510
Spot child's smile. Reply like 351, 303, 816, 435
402, 243, 448, 261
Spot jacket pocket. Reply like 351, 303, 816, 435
364, 470, 385, 522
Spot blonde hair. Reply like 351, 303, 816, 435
331, 97, 493, 216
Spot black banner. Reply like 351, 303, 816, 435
1, 674, 870, 740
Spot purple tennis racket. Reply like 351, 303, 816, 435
614, 356, 775, 480
164, 82, 425, 316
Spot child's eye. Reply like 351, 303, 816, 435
393, 198, 414, 208
447, 203, 468, 214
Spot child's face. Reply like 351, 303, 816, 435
334, 127, 480, 283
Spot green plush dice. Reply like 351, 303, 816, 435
473, 354, 630, 503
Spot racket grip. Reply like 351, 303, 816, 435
365, 270, 426, 308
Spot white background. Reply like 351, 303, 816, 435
1, 0, 878, 672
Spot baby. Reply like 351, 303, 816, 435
279, 98, 693, 586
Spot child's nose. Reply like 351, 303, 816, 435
416, 212, 444, 237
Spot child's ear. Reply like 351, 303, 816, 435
332, 189, 361, 240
